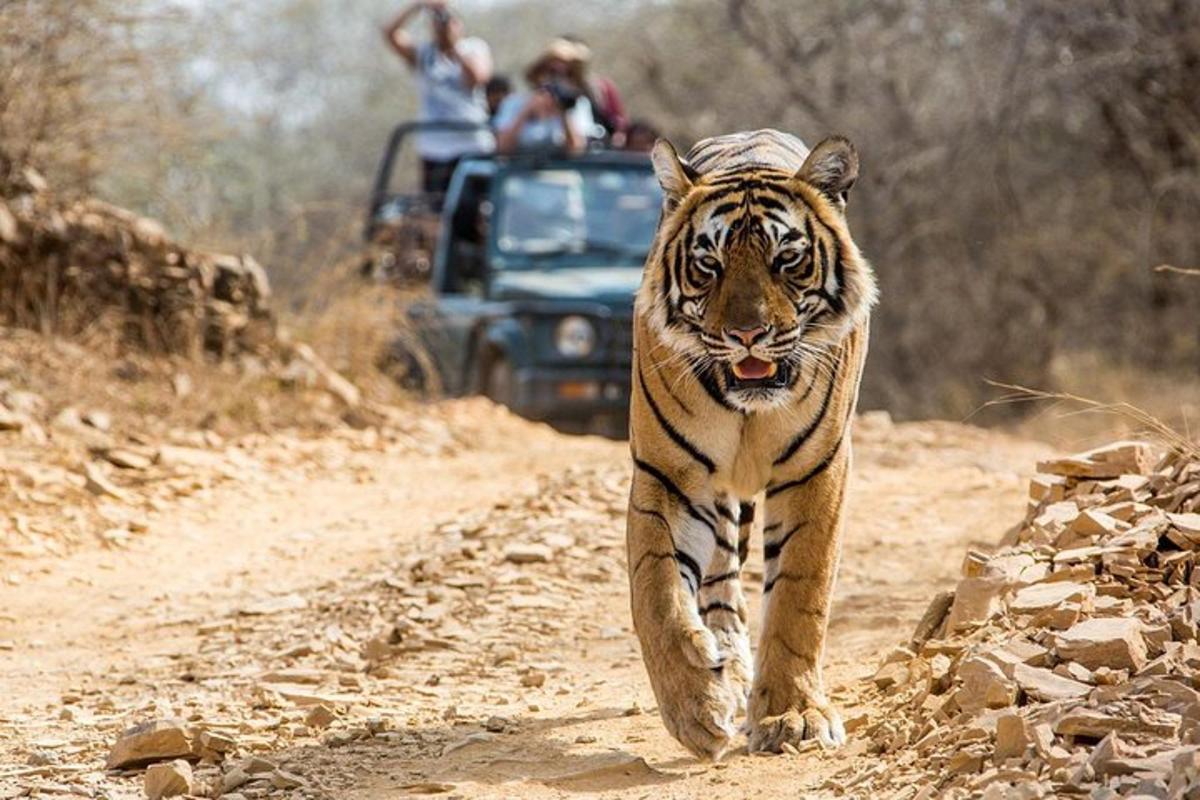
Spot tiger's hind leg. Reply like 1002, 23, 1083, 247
697, 498, 755, 713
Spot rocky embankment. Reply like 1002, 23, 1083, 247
857, 441, 1200, 799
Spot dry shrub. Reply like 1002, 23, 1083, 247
0, 0, 158, 190
283, 256, 431, 405
988, 376, 1200, 461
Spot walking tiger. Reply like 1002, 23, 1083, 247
626, 128, 876, 757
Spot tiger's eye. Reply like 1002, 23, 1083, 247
696, 255, 722, 276
775, 249, 804, 271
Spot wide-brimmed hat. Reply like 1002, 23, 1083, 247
524, 38, 590, 84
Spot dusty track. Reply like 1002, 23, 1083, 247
0, 403, 1050, 798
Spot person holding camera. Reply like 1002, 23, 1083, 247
383, 1, 494, 194
493, 40, 598, 155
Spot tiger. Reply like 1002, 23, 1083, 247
625, 128, 876, 759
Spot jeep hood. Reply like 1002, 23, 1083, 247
490, 266, 642, 307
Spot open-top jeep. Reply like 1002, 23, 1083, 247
371, 124, 661, 436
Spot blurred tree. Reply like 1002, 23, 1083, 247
2, 0, 1197, 418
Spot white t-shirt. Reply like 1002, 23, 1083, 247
415, 38, 496, 162
492, 91, 598, 151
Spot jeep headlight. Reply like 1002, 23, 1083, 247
554, 315, 596, 357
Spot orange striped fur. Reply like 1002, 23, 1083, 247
626, 129, 876, 758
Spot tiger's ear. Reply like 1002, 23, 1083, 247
651, 139, 698, 211
797, 136, 859, 205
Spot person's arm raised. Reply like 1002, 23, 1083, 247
382, 1, 427, 69
448, 39, 491, 89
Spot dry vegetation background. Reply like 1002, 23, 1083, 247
2, 0, 1198, 425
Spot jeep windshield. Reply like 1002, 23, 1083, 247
491, 166, 661, 270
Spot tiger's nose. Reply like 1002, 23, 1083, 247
726, 325, 770, 346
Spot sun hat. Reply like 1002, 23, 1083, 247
524, 38, 589, 85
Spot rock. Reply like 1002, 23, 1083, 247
1168, 511, 1200, 534
195, 730, 235, 759
82, 410, 112, 431
366, 717, 392, 735
143, 759, 193, 799
503, 544, 552, 565
982, 640, 1051, 669
3, 389, 43, 416
0, 406, 25, 431
1011, 663, 1090, 702
945, 577, 1009, 632
1056, 617, 1148, 672
521, 669, 547, 688
83, 462, 128, 501
260, 681, 359, 707
1068, 509, 1123, 538
242, 756, 277, 774
955, 656, 1017, 713
910, 591, 955, 647
994, 713, 1030, 761
1054, 707, 1180, 739
1037, 442, 1154, 479
270, 770, 305, 790
947, 748, 986, 775
106, 719, 194, 769
221, 767, 251, 793
1008, 581, 1093, 615
102, 448, 153, 470
982, 552, 1048, 584
259, 668, 327, 685
873, 661, 912, 691
304, 704, 337, 729
238, 593, 307, 616
1030, 474, 1069, 503
1087, 733, 1127, 776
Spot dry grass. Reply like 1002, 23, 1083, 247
986, 376, 1200, 460
281, 256, 429, 406
1155, 264, 1200, 278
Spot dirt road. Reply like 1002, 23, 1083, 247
0, 402, 1049, 798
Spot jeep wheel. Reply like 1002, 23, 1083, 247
381, 334, 440, 396
484, 356, 516, 409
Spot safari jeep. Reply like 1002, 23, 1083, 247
392, 149, 661, 436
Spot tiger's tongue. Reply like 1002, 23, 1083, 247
731, 356, 777, 381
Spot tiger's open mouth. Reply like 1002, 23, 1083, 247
726, 356, 789, 391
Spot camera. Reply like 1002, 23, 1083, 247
431, 6, 451, 25
540, 80, 581, 111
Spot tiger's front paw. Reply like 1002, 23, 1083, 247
643, 625, 739, 760
712, 628, 753, 714
748, 698, 846, 753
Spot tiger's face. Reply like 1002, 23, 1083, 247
642, 136, 876, 413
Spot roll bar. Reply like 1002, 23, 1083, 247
365, 120, 492, 240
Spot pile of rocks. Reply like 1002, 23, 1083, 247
0, 167, 273, 358
98, 718, 308, 799
854, 441, 1200, 799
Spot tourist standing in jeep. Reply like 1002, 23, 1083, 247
493, 39, 598, 156
382, 1, 495, 196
